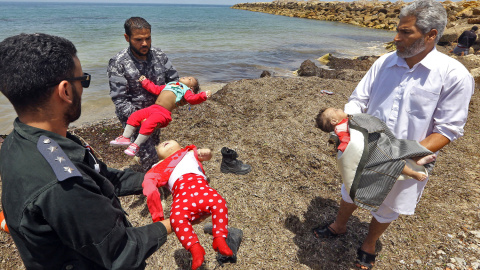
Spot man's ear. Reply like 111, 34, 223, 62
57, 81, 73, 104
124, 33, 130, 43
426, 29, 438, 42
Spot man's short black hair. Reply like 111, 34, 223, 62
472, 26, 478, 31
124, 17, 151, 37
0, 33, 77, 114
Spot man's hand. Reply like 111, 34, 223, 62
160, 218, 173, 234
138, 75, 146, 82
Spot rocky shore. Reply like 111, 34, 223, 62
232, 1, 480, 31
232, 0, 480, 53
2, 52, 479, 269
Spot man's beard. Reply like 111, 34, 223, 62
396, 36, 426, 59
65, 83, 82, 124
129, 41, 150, 57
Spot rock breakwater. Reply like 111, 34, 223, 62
232, 1, 480, 31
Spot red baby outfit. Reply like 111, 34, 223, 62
335, 118, 350, 152
125, 79, 208, 136
170, 173, 228, 250
143, 145, 229, 251
126, 104, 172, 136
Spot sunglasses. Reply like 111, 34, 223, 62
46, 73, 91, 88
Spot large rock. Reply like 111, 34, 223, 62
327, 55, 379, 71
297, 59, 369, 82
297, 60, 319, 77
467, 17, 480, 24
440, 28, 461, 44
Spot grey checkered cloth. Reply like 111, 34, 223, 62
345, 114, 434, 211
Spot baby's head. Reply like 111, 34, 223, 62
315, 107, 348, 132
179, 76, 200, 94
156, 140, 182, 160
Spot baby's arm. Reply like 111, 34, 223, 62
183, 90, 210, 105
140, 77, 166, 95
197, 148, 212, 161
336, 131, 350, 152
142, 172, 166, 222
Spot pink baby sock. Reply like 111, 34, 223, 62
212, 236, 233, 257
189, 243, 206, 270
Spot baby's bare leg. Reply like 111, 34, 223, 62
402, 164, 428, 181
413, 154, 436, 165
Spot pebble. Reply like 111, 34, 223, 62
446, 263, 456, 269
415, 259, 422, 264
454, 257, 466, 266
400, 260, 405, 264
437, 250, 447, 255
470, 230, 480, 239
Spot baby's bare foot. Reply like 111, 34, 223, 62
416, 154, 436, 165
413, 172, 428, 181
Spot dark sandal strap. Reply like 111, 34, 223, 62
326, 225, 338, 235
312, 224, 345, 238
356, 248, 376, 269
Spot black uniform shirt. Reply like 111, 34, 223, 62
0, 118, 168, 270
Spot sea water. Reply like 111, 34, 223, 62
0, 2, 394, 133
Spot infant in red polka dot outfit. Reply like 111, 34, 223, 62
143, 140, 233, 269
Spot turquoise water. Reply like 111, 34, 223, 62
0, 2, 394, 133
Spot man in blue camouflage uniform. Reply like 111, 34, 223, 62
108, 17, 179, 171
0, 33, 173, 269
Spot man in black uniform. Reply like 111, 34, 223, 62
0, 33, 172, 269
452, 25, 478, 56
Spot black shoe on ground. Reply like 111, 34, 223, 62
220, 147, 252, 175
204, 223, 243, 265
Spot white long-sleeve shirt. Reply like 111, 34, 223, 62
344, 48, 474, 214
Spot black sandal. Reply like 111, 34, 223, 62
355, 248, 376, 269
312, 224, 345, 238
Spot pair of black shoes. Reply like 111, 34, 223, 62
220, 147, 252, 175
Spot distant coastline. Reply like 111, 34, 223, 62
232, 1, 480, 32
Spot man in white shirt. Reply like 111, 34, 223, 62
313, 0, 475, 269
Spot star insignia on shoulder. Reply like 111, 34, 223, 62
55, 156, 66, 163
48, 146, 58, 153
43, 138, 51, 144
63, 167, 75, 174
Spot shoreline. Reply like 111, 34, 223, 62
232, 1, 480, 33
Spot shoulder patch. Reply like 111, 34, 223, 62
37, 135, 82, 181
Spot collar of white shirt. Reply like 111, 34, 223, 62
386, 47, 439, 70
